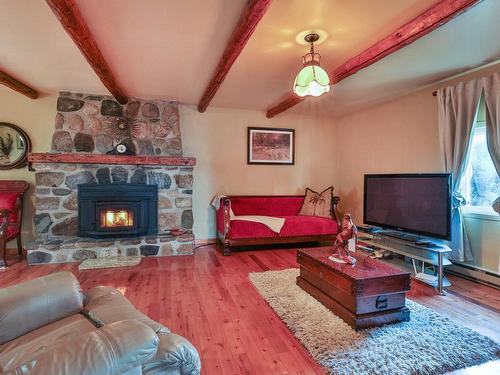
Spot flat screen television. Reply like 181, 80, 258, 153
363, 174, 452, 240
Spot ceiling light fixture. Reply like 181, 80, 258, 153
292, 33, 330, 98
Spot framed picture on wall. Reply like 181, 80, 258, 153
247, 127, 295, 165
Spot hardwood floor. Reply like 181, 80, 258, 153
1, 245, 499, 374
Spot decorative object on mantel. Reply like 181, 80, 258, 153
250, 268, 500, 375
329, 213, 357, 265
247, 127, 295, 165
106, 142, 137, 156
103, 116, 137, 155
292, 33, 330, 98
0, 123, 31, 169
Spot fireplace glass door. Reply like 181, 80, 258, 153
99, 208, 134, 229
78, 184, 158, 238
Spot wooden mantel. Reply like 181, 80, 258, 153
28, 153, 196, 166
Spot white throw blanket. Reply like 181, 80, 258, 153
210, 194, 227, 210
230, 214, 285, 234
210, 195, 286, 233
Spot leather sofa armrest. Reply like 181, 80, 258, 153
142, 332, 201, 375
1, 320, 159, 375
83, 286, 169, 334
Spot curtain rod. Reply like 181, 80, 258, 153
432, 91, 437, 96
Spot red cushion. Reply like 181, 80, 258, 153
229, 215, 338, 239
0, 192, 20, 223
5, 225, 20, 239
230, 197, 304, 217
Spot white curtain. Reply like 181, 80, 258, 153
437, 79, 483, 261
482, 73, 500, 177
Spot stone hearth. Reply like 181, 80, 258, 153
27, 233, 195, 264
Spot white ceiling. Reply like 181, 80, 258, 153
0, 0, 499, 117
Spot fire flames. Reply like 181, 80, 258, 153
100, 210, 133, 228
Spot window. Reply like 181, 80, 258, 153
461, 97, 500, 212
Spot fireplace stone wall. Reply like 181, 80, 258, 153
52, 92, 182, 156
33, 162, 193, 238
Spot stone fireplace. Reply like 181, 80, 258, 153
26, 92, 196, 264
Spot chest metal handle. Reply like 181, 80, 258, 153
375, 296, 388, 309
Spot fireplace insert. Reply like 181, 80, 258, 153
78, 184, 158, 238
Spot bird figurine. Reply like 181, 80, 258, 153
329, 213, 357, 265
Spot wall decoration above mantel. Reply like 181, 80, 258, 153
0, 122, 31, 169
247, 127, 295, 165
52, 92, 182, 156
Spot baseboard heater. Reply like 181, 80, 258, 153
446, 262, 500, 289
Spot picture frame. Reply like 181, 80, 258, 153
16, 135, 24, 150
247, 127, 295, 165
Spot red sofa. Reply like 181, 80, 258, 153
216, 195, 340, 255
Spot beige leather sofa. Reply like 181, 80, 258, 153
0, 272, 201, 374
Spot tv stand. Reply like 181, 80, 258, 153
379, 230, 422, 243
357, 228, 452, 295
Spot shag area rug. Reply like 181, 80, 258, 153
78, 256, 141, 270
249, 268, 500, 375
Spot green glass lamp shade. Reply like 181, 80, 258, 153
293, 63, 330, 97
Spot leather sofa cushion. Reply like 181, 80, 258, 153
0, 314, 96, 365
0, 272, 83, 344
0, 320, 159, 375
229, 215, 338, 239
84, 286, 169, 334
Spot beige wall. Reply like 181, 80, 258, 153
180, 105, 337, 239
0, 91, 56, 246
334, 63, 500, 272
0, 91, 337, 244
334, 89, 441, 221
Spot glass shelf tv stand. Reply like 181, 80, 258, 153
356, 228, 452, 295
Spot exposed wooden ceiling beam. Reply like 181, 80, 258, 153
0, 70, 38, 99
45, 0, 128, 104
265, 95, 302, 119
198, 0, 272, 113
266, 0, 482, 118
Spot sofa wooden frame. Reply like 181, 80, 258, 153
216, 195, 340, 256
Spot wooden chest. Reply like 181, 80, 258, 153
296, 247, 411, 330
